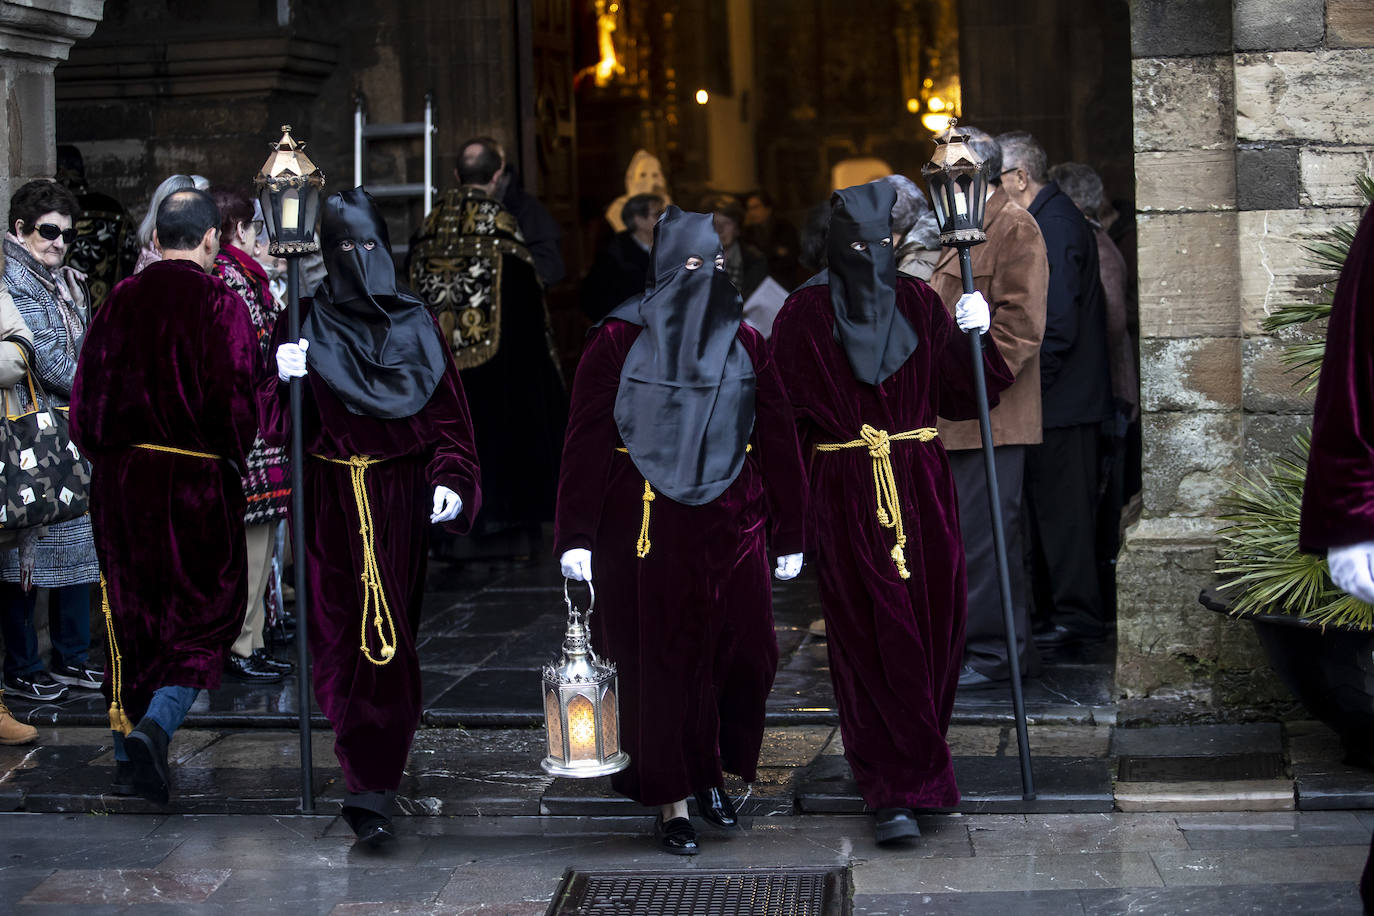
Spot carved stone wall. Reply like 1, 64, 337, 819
1118, 0, 1374, 710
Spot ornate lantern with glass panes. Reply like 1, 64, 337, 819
541, 581, 630, 777
921, 119, 988, 248
254, 125, 324, 256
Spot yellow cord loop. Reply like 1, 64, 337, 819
815, 424, 938, 580
636, 480, 655, 558
315, 454, 397, 665
100, 574, 133, 736
133, 443, 221, 460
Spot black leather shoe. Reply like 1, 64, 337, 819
1033, 623, 1106, 649
109, 760, 136, 797
694, 786, 740, 829
653, 815, 700, 855
873, 807, 921, 845
126, 719, 171, 804
250, 649, 294, 675
957, 665, 1006, 690
225, 652, 285, 683
343, 805, 396, 849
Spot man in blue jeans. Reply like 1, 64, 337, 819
70, 189, 260, 803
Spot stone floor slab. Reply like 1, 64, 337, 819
967, 813, 1189, 856
1115, 779, 1295, 812
855, 890, 1086, 915
1078, 882, 1362, 914
1150, 845, 1368, 886
1111, 723, 1283, 757
205, 866, 453, 915
21, 868, 231, 905
852, 851, 1163, 894
1177, 810, 1370, 848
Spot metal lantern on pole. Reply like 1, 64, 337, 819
922, 119, 1036, 801
541, 581, 630, 778
254, 125, 324, 814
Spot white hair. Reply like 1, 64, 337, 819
136, 174, 195, 247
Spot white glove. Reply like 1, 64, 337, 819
775, 553, 803, 580
430, 485, 463, 524
561, 548, 592, 583
1328, 542, 1374, 605
954, 291, 991, 335
276, 338, 310, 382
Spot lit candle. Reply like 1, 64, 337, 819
567, 695, 597, 760
281, 195, 300, 231
954, 189, 968, 216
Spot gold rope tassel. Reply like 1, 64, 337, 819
317, 455, 397, 665
815, 424, 938, 580
636, 480, 655, 558
100, 574, 134, 736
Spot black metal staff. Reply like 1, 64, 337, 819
923, 121, 1035, 800
255, 126, 326, 814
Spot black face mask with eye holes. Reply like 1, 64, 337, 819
825, 180, 921, 386
602, 206, 756, 506
302, 187, 448, 419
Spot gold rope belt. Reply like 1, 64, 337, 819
133, 443, 221, 460
614, 444, 751, 559
814, 425, 938, 580
100, 574, 133, 736
313, 454, 396, 665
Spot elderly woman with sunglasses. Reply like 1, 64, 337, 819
0, 179, 103, 704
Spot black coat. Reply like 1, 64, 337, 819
1027, 182, 1114, 430
581, 231, 650, 323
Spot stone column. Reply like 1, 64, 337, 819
0, 0, 105, 207
1118, 0, 1374, 710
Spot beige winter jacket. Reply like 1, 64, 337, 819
0, 283, 34, 399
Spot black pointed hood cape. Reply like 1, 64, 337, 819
303, 187, 448, 419
826, 180, 920, 385
604, 206, 756, 506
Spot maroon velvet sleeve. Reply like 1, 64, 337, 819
256, 301, 297, 450
425, 352, 483, 536
742, 327, 808, 556
552, 321, 636, 556
1301, 205, 1374, 553
202, 286, 263, 464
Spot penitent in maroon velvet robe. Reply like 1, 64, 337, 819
770, 277, 1013, 810
259, 300, 481, 795
553, 320, 807, 807
70, 259, 261, 724
1302, 204, 1374, 553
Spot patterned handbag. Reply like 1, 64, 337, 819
0, 343, 91, 530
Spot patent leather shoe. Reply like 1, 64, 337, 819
343, 806, 396, 849
873, 807, 920, 845
225, 652, 285, 683
694, 786, 740, 829
653, 815, 699, 855
250, 649, 294, 675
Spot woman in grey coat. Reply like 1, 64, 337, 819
1, 179, 102, 703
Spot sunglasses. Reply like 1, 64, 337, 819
34, 224, 76, 244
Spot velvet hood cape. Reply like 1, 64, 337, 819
302, 187, 448, 419
605, 206, 756, 506
826, 180, 921, 385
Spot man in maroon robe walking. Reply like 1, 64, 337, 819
554, 207, 807, 855
1298, 202, 1374, 909
262, 188, 482, 847
770, 180, 1011, 845
71, 188, 261, 804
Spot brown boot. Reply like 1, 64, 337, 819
0, 690, 37, 746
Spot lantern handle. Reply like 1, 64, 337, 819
562, 577, 596, 617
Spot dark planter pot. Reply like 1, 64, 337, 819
1200, 586, 1374, 767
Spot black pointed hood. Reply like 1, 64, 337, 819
606, 206, 756, 505
302, 187, 448, 419
826, 180, 920, 385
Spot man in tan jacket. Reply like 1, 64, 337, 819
929, 128, 1049, 689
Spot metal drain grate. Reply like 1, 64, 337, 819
545, 867, 850, 916
1118, 752, 1285, 782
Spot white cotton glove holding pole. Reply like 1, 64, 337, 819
774, 553, 803, 580
1328, 542, 1374, 604
277, 338, 310, 382
561, 548, 593, 583
955, 291, 991, 335
430, 486, 463, 524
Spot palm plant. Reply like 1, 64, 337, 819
1215, 175, 1374, 629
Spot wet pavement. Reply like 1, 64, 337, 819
1, 557, 1371, 910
